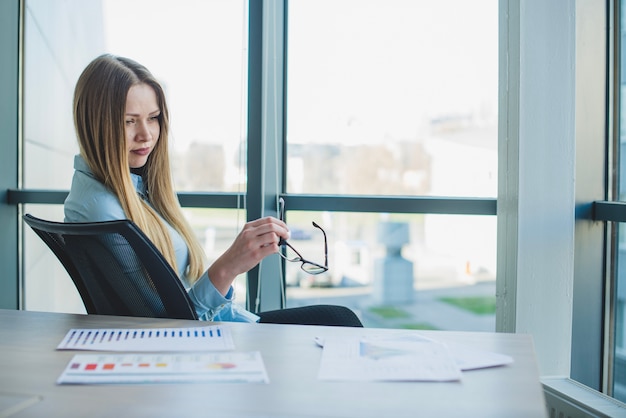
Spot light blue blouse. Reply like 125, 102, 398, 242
64, 155, 259, 323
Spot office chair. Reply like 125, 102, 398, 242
23, 214, 363, 327
24, 213, 198, 319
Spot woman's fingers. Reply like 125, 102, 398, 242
245, 216, 290, 242
207, 216, 290, 294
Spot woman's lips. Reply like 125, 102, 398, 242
132, 147, 151, 156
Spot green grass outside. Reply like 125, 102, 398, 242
368, 306, 411, 319
368, 306, 438, 330
438, 296, 496, 315
399, 323, 439, 330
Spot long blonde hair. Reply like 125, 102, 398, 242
73, 54, 205, 283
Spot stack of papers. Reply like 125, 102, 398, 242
55, 326, 514, 385
55, 325, 269, 385
317, 334, 513, 382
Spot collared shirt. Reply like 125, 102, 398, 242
64, 154, 259, 323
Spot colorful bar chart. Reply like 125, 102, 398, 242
57, 352, 269, 384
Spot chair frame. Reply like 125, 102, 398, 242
23, 214, 198, 319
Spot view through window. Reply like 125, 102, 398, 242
22, 0, 498, 332
23, 0, 250, 312
284, 1, 498, 329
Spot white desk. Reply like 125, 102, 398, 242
0, 309, 547, 417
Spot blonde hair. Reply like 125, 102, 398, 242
73, 54, 205, 283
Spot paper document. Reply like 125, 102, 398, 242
56, 326, 234, 352
315, 333, 513, 378
56, 352, 269, 384
318, 335, 462, 382
381, 334, 514, 371
445, 342, 513, 371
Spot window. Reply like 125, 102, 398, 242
18, 0, 497, 332
22, 0, 249, 312
284, 1, 498, 329
286, 0, 497, 198
24, 0, 248, 192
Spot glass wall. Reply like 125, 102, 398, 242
283, 211, 496, 330
23, 0, 249, 313
284, 0, 497, 329
22, 0, 497, 332
286, 0, 497, 197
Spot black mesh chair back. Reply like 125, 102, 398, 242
23, 214, 198, 320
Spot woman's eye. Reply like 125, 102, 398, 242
149, 114, 160, 122
125, 119, 135, 125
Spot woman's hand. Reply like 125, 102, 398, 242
207, 217, 290, 295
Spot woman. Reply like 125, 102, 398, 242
64, 54, 290, 322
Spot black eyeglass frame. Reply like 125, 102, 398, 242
278, 198, 329, 275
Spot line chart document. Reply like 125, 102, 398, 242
318, 335, 462, 382
56, 326, 234, 352
56, 351, 269, 384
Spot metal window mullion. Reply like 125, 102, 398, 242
0, 0, 22, 309
246, 0, 286, 313
0, 0, 21, 310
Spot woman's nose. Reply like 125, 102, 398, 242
135, 121, 152, 141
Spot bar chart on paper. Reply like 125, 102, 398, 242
56, 326, 235, 352
56, 352, 269, 384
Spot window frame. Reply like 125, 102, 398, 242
0, 0, 21, 311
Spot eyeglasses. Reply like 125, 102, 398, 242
278, 198, 329, 275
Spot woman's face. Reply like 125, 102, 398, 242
125, 83, 160, 168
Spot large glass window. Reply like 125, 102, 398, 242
286, 0, 497, 197
21, 0, 498, 333
24, 0, 248, 192
283, 211, 496, 330
102, 0, 249, 193
23, 0, 249, 313
284, 1, 498, 330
